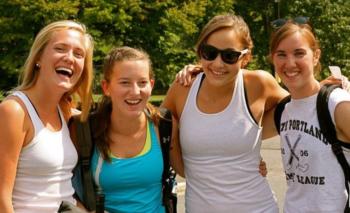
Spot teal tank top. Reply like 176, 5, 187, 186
91, 121, 165, 213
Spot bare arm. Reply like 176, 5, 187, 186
260, 72, 289, 140
334, 101, 350, 142
169, 116, 185, 177
0, 99, 28, 213
162, 81, 191, 178
175, 64, 202, 87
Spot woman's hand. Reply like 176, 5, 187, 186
320, 75, 350, 93
259, 159, 268, 177
320, 75, 342, 86
175, 64, 202, 86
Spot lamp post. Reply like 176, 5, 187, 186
274, 0, 280, 20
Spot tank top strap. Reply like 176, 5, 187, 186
186, 72, 204, 109
149, 120, 159, 146
11, 91, 42, 133
231, 69, 247, 112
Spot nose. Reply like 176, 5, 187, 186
130, 83, 141, 95
63, 50, 74, 64
285, 55, 297, 68
212, 53, 225, 67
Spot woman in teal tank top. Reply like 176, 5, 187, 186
89, 46, 184, 213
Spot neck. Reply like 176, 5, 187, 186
201, 77, 236, 100
24, 86, 63, 114
109, 110, 147, 136
289, 79, 320, 99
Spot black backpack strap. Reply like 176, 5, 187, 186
274, 95, 291, 134
317, 84, 350, 213
73, 115, 96, 211
158, 107, 177, 213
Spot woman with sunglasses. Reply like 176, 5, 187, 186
162, 14, 287, 212
263, 20, 350, 212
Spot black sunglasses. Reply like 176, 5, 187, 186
271, 16, 310, 30
199, 44, 248, 64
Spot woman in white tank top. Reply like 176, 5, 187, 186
0, 20, 93, 213
162, 14, 289, 213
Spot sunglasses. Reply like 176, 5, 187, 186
199, 44, 248, 64
271, 16, 310, 30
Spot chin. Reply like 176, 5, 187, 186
57, 83, 75, 92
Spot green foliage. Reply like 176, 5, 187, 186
0, 0, 349, 94
281, 0, 350, 79
0, 91, 5, 102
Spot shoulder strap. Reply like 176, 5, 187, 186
317, 84, 350, 213
317, 84, 341, 145
274, 95, 291, 134
73, 115, 96, 211
158, 107, 176, 212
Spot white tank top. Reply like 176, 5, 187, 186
180, 71, 278, 213
12, 91, 78, 213
281, 88, 350, 213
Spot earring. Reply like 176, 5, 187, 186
35, 63, 41, 69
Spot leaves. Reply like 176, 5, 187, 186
0, 0, 349, 93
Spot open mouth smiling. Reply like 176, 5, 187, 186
125, 99, 142, 105
56, 67, 73, 78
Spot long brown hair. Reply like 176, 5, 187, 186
93, 46, 159, 161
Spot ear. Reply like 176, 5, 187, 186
150, 79, 155, 89
101, 79, 110, 96
313, 49, 321, 66
240, 53, 251, 68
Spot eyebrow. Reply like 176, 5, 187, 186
54, 42, 85, 52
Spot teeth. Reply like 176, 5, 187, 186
56, 67, 73, 77
285, 71, 298, 77
212, 70, 225, 76
125, 99, 141, 105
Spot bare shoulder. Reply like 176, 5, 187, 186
243, 69, 279, 96
243, 69, 288, 111
0, 96, 27, 120
162, 81, 191, 121
243, 69, 278, 86
0, 96, 30, 147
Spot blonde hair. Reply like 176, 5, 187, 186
18, 20, 94, 121
269, 22, 321, 75
195, 14, 254, 62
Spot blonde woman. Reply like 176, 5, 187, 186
0, 20, 93, 212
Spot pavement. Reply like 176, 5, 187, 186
175, 136, 287, 213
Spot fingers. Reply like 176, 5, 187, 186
259, 159, 268, 177
175, 64, 198, 86
341, 76, 350, 92
320, 76, 342, 86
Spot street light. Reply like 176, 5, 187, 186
274, 0, 280, 20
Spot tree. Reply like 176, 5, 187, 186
0, 0, 349, 94
0, 0, 80, 91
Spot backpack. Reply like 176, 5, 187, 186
71, 107, 177, 213
274, 84, 350, 213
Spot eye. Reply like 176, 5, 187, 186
276, 52, 287, 58
138, 80, 148, 87
295, 50, 306, 58
74, 50, 85, 59
119, 81, 130, 85
54, 46, 66, 52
